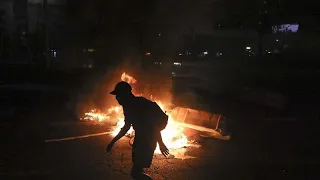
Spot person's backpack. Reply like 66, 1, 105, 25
129, 98, 168, 146
147, 101, 168, 131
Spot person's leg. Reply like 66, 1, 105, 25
131, 138, 155, 179
131, 164, 153, 180
131, 164, 144, 178
131, 147, 145, 179
131, 154, 154, 179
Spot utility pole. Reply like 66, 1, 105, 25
43, 0, 50, 68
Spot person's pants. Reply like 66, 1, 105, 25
131, 164, 143, 178
131, 165, 153, 180
132, 146, 155, 168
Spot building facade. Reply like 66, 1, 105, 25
0, 0, 66, 63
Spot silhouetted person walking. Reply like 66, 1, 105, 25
106, 81, 169, 179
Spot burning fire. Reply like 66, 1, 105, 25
82, 72, 197, 159
121, 72, 137, 84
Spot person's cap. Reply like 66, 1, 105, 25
110, 81, 132, 95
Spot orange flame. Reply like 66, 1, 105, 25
121, 72, 137, 84
82, 72, 198, 159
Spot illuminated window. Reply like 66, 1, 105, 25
272, 24, 299, 33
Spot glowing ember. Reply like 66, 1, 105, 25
82, 72, 198, 158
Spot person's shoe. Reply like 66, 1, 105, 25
131, 172, 152, 180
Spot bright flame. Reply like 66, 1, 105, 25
82, 72, 198, 159
121, 72, 137, 84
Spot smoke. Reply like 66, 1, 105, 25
71, 56, 174, 119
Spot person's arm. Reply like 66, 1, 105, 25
156, 131, 169, 157
156, 131, 164, 146
110, 123, 131, 144
106, 117, 131, 152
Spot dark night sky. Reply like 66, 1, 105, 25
65, 0, 318, 35
65, 0, 218, 35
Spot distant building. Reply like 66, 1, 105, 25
0, 0, 66, 62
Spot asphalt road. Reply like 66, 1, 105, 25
1, 121, 318, 180
1, 69, 319, 180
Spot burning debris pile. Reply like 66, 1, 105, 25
81, 72, 199, 159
